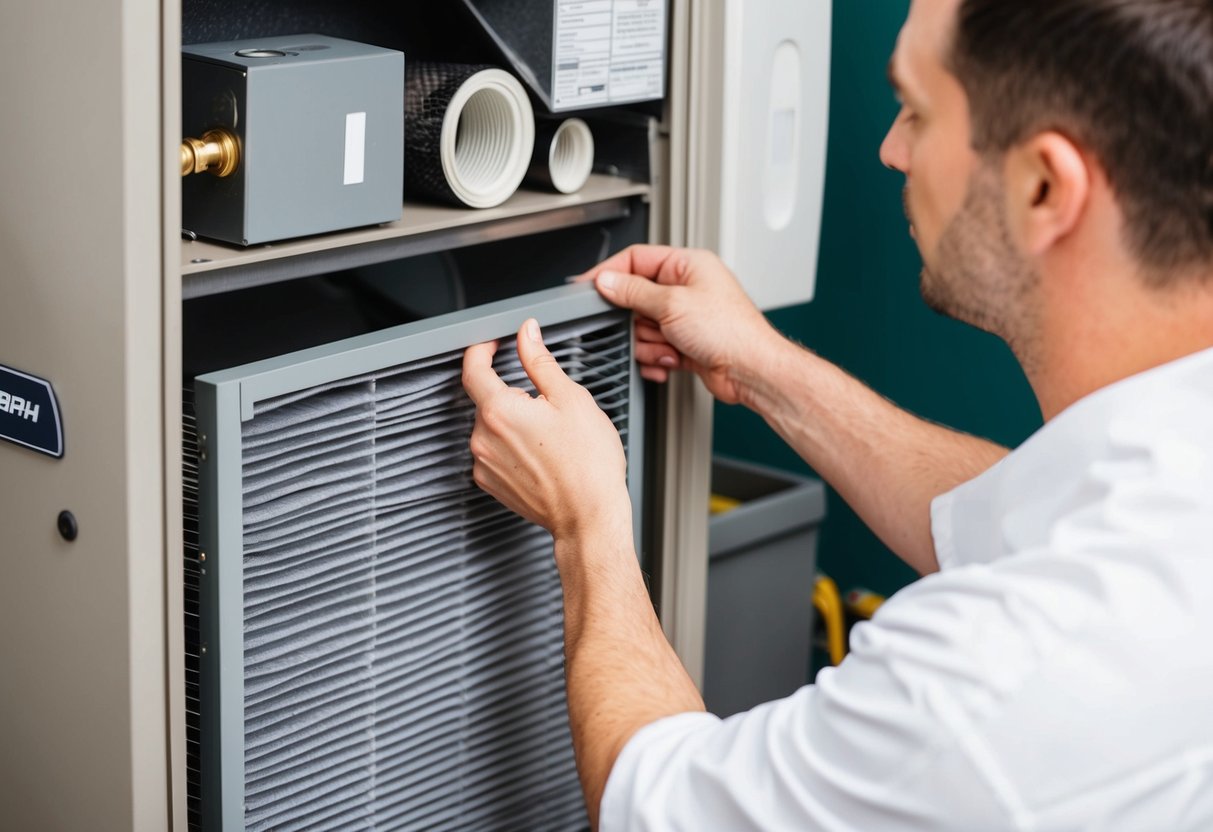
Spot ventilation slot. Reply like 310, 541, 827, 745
186, 311, 631, 830
184, 387, 203, 829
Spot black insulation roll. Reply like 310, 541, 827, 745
404, 62, 535, 208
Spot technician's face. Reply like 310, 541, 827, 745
881, 0, 1037, 342
880, 0, 976, 266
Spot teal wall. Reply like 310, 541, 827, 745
712, 1, 1042, 600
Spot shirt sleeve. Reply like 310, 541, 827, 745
930, 469, 1009, 571
598, 570, 1032, 832
930, 487, 963, 571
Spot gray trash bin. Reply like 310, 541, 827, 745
703, 456, 827, 718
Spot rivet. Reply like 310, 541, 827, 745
199, 552, 207, 563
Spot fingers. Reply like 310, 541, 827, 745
462, 340, 506, 404
579, 244, 678, 283
516, 319, 577, 400
635, 340, 681, 370
640, 365, 670, 384
595, 269, 674, 321
468, 312, 680, 410
635, 319, 666, 344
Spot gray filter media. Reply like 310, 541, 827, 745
405, 63, 536, 209
185, 308, 633, 831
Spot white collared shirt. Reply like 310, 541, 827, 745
601, 348, 1213, 831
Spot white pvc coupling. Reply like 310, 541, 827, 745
440, 68, 535, 209
527, 117, 595, 195
546, 118, 594, 194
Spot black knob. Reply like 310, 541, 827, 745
57, 510, 78, 542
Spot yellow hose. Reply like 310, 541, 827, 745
709, 494, 742, 515
812, 574, 847, 666
844, 587, 886, 620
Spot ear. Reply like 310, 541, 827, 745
1004, 132, 1091, 257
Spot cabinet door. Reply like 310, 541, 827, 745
189, 283, 640, 830
650, 0, 832, 687
677, 0, 832, 311
0, 0, 172, 830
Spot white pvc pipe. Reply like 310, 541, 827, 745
547, 118, 594, 194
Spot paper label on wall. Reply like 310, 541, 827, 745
552, 0, 666, 110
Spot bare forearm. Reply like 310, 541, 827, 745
554, 527, 705, 829
737, 334, 1009, 574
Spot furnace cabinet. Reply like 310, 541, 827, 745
0, 1, 831, 828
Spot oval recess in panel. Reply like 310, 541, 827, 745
763, 39, 802, 231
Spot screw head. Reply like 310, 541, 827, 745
57, 511, 78, 542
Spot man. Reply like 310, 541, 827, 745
462, 0, 1213, 828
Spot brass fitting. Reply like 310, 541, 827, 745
180, 128, 240, 177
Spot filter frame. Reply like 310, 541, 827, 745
192, 282, 642, 830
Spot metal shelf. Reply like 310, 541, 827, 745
181, 174, 649, 299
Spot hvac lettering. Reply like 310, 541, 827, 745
0, 389, 40, 423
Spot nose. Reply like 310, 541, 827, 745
880, 111, 910, 173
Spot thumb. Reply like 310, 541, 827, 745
517, 318, 575, 400
595, 270, 671, 320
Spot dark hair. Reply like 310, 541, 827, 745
950, 0, 1213, 280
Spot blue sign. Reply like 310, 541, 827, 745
0, 364, 63, 459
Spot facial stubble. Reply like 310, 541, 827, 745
915, 165, 1042, 370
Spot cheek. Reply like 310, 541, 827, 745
910, 141, 973, 244
905, 162, 943, 247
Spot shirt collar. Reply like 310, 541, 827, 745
931, 346, 1213, 570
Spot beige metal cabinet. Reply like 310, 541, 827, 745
0, 1, 828, 827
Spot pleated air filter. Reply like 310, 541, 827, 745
184, 284, 642, 830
